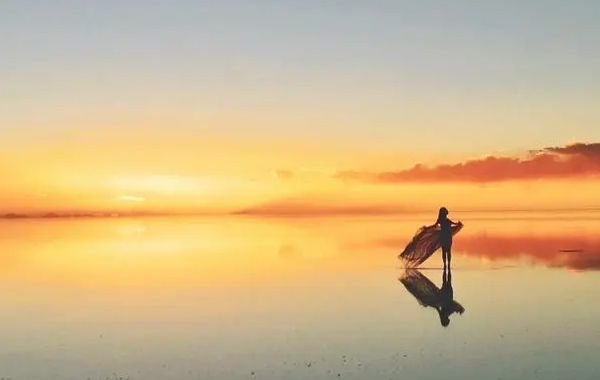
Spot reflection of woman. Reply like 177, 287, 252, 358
426, 207, 462, 269
438, 269, 463, 327
399, 269, 465, 327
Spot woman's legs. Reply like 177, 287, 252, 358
442, 246, 447, 268
442, 241, 452, 268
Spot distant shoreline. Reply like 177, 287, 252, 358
1, 207, 600, 220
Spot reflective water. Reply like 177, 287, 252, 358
0, 213, 599, 379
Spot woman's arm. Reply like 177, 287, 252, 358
448, 218, 462, 226
424, 219, 440, 229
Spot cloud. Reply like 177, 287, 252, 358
542, 142, 600, 157
273, 170, 295, 181
336, 142, 600, 183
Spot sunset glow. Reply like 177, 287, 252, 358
2, 2, 599, 216
1, 131, 599, 215
2, 3, 600, 379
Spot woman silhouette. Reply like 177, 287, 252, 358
426, 207, 462, 269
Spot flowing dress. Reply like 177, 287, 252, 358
398, 224, 463, 267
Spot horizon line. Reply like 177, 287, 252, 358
1, 207, 600, 219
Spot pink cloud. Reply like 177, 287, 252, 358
336, 142, 600, 183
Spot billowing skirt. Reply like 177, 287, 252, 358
399, 224, 462, 267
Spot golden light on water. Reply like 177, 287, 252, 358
2, 212, 598, 288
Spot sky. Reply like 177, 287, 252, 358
1, 1, 599, 214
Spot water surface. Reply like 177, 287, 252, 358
0, 213, 599, 379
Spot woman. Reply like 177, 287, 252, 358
425, 207, 462, 269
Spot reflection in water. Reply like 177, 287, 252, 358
0, 216, 599, 379
400, 269, 465, 327
358, 226, 600, 270
456, 233, 600, 270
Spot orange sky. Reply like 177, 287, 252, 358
3, 2, 600, 215
0, 127, 598, 215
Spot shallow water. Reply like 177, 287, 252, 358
0, 213, 599, 379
